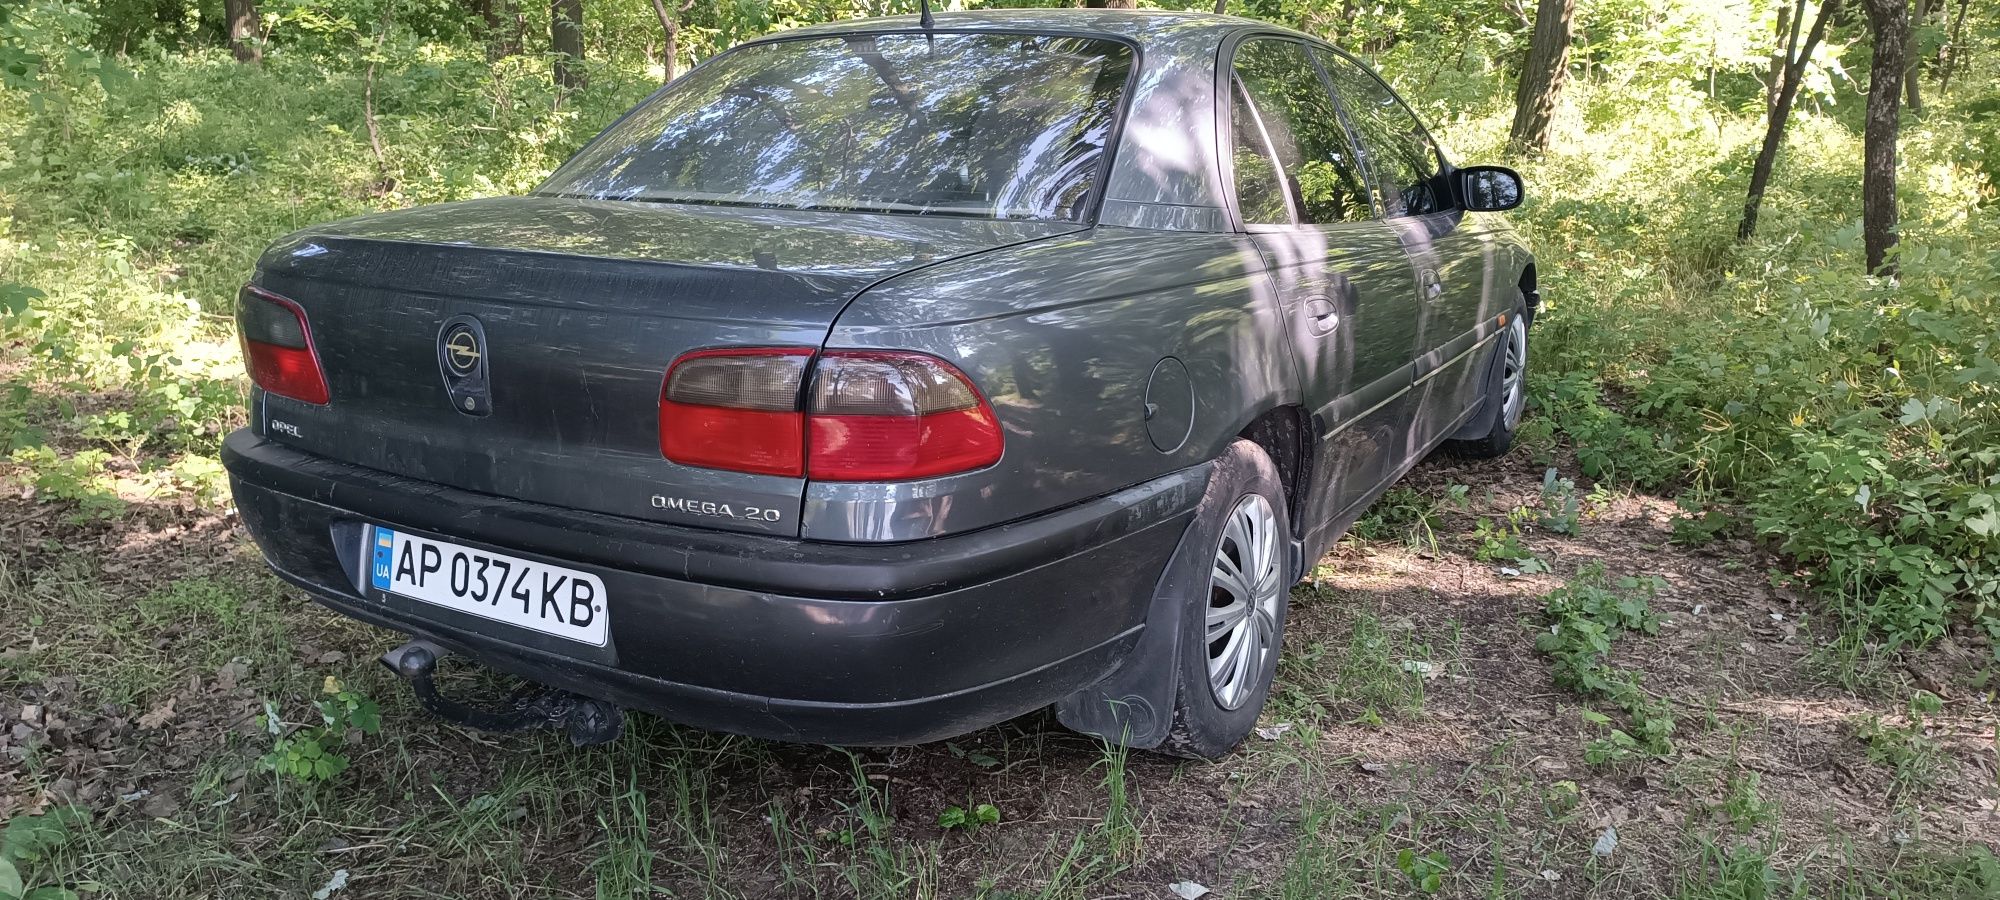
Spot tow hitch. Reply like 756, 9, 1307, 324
379, 640, 624, 746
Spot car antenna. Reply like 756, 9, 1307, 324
919, 0, 935, 30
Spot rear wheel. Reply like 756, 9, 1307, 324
1158, 440, 1291, 760
1444, 295, 1530, 459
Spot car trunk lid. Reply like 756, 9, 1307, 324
251, 195, 1076, 537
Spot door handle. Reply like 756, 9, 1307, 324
1420, 270, 1444, 301
1303, 299, 1339, 336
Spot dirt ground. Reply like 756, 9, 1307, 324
2, 446, 1997, 898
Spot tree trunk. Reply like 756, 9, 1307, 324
474, 0, 517, 60
224, 0, 260, 63
1739, 0, 1840, 241
1767, 1, 1796, 116
1508, 0, 1576, 154
551, 0, 584, 90
1863, 0, 1909, 276
1214, 1, 1230, 12
648, 0, 681, 81
1083, 0, 1138, 8
1904, 0, 1928, 113
1939, 0, 1970, 93
364, 4, 396, 192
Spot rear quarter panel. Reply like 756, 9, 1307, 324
808, 226, 1293, 541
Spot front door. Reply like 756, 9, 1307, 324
1226, 36, 1423, 546
1318, 48, 1498, 450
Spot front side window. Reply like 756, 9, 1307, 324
541, 34, 1133, 221
1316, 50, 1443, 218
1229, 38, 1372, 226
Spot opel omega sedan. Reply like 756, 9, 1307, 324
223, 9, 1535, 759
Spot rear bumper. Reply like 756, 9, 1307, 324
221, 430, 1205, 745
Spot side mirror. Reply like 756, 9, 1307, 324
1456, 165, 1525, 212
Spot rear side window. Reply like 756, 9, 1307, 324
1229, 39, 1372, 226
541, 34, 1133, 221
1316, 50, 1443, 218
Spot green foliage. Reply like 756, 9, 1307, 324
1274, 611, 1440, 725
1542, 779, 1582, 819
1393, 847, 1450, 895
1715, 772, 1776, 834
0, 806, 87, 900
1352, 483, 1468, 553
1670, 496, 1738, 547
942, 741, 1000, 771
257, 676, 381, 783
1, 0, 654, 513
935, 801, 1000, 832
1537, 467, 1582, 535
1518, 38, 2000, 652
8, 446, 120, 518
1852, 691, 1948, 795
1471, 506, 1550, 573
1536, 565, 1676, 762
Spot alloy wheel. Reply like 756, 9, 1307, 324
1501, 317, 1529, 430
1206, 493, 1284, 710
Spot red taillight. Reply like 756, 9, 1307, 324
657, 348, 1003, 481
807, 351, 1003, 481
659, 348, 812, 477
237, 285, 330, 405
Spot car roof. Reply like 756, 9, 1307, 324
779, 9, 1283, 44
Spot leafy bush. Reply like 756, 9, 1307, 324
0, 806, 87, 900
257, 676, 381, 783
936, 802, 1000, 833
1536, 565, 1676, 761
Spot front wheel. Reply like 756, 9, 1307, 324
1157, 439, 1292, 760
1444, 295, 1530, 459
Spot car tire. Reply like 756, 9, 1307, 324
1156, 439, 1293, 760
1443, 293, 1531, 460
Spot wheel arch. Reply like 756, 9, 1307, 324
1518, 257, 1540, 323
1235, 405, 1312, 539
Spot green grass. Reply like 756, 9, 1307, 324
0, 556, 304, 708
1272, 609, 1448, 727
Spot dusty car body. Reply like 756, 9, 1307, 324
223, 10, 1535, 758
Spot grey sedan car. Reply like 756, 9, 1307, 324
223, 10, 1535, 759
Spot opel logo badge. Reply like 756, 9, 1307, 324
436, 316, 492, 417
442, 325, 481, 376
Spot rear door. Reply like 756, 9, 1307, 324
1225, 36, 1424, 532
1317, 49, 1494, 449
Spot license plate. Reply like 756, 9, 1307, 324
367, 526, 609, 646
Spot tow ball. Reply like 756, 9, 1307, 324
378, 640, 625, 746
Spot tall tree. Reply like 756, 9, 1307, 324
1508, 0, 1576, 154
224, 0, 260, 63
1904, 0, 1930, 113
1738, 0, 1840, 241
1765, 1, 1794, 115
1863, 0, 1909, 275
471, 0, 519, 60
649, 0, 695, 81
1938, 0, 1970, 93
551, 0, 584, 90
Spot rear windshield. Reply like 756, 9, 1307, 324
538, 33, 1133, 221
